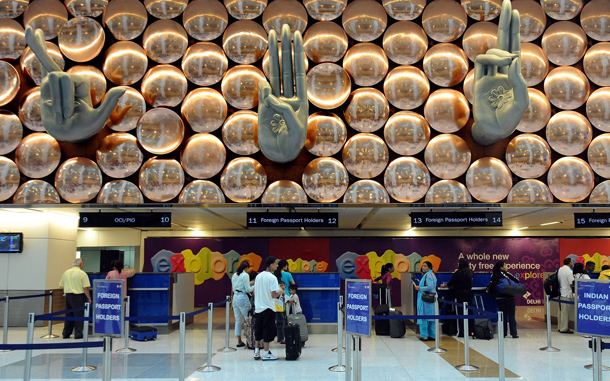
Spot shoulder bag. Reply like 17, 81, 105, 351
421, 273, 437, 303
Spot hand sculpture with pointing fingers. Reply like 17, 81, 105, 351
257, 24, 308, 163
471, 0, 529, 146
25, 26, 127, 143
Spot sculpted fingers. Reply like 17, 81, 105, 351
268, 29, 281, 97
258, 81, 272, 107
25, 27, 63, 75
93, 87, 127, 124
281, 25, 294, 98
293, 30, 306, 101
59, 74, 75, 119
510, 10, 521, 56
496, 0, 512, 51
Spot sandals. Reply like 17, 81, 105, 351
236, 342, 246, 347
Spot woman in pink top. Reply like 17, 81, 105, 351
105, 260, 136, 297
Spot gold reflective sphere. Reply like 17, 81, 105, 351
462, 22, 498, 62
0, 111, 22, 155
105, 87, 146, 132
144, 0, 188, 19
424, 89, 470, 133
546, 111, 592, 155
463, 69, 475, 104
423, 43, 469, 87
0, 0, 28, 18
424, 134, 471, 180
261, 180, 308, 204
521, 43, 549, 87
0, 157, 20, 202
512, 0, 547, 42
505, 134, 551, 179
220, 157, 267, 202
181, 133, 226, 179
58, 17, 105, 62
139, 157, 185, 202
547, 157, 594, 202
384, 157, 430, 203
137, 108, 185, 155
303, 0, 346, 21
425, 180, 472, 203
343, 43, 389, 87
222, 20, 268, 64
587, 87, 610, 132
141, 65, 188, 107
96, 132, 143, 178
0, 61, 19, 107
541, 0, 583, 21
544, 66, 590, 110
97, 180, 143, 204
222, 110, 259, 155
182, 88, 227, 133
517, 88, 551, 133
422, 0, 468, 42
303, 21, 348, 63
589, 181, 610, 203
342, 133, 389, 179
384, 111, 430, 155
55, 157, 102, 203
102, 0, 148, 41
508, 179, 553, 203
344, 88, 389, 133
466, 157, 512, 203
15, 133, 61, 178
221, 65, 265, 109
541, 21, 587, 66
13, 180, 60, 204
224, 0, 267, 19
306, 63, 351, 110
580, 0, 610, 42
23, 0, 68, 40
382, 21, 428, 65
18, 87, 43, 131
588, 134, 610, 179
103, 41, 148, 86
183, 0, 228, 41
305, 112, 347, 156
461, 0, 502, 21
65, 0, 108, 17
342, 0, 387, 42
143, 19, 188, 64
383, 0, 426, 21
182, 42, 228, 86
21, 41, 65, 85
262, 0, 308, 35
179, 180, 225, 203
66, 65, 106, 106
302, 157, 348, 202
584, 42, 610, 87
0, 18, 26, 61
343, 180, 389, 204
383, 66, 429, 110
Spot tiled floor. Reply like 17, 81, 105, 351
0, 307, 607, 381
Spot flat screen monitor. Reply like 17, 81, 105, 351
0, 233, 23, 253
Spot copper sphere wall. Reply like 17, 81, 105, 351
0, 0, 609, 205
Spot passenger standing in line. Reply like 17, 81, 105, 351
59, 258, 91, 340
585, 261, 596, 274
600, 265, 610, 280
231, 261, 253, 347
441, 258, 474, 337
374, 263, 394, 305
573, 263, 590, 280
557, 258, 574, 334
105, 260, 135, 298
491, 261, 519, 338
254, 256, 284, 361
414, 261, 437, 341
274, 282, 286, 344
276, 259, 295, 290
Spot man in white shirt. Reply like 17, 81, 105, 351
557, 258, 574, 334
254, 256, 284, 361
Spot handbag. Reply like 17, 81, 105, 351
496, 277, 526, 297
420, 273, 437, 303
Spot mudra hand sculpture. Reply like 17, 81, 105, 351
471, 0, 529, 146
257, 24, 308, 163
25, 27, 127, 142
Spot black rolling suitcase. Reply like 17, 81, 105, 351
374, 304, 390, 336
389, 309, 406, 338
285, 323, 302, 360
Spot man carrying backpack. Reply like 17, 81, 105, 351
557, 258, 574, 334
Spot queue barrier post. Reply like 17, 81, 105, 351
427, 299, 446, 353
1, 295, 10, 352
218, 295, 236, 353
71, 303, 96, 372
179, 312, 186, 381
103, 336, 112, 381
332, 295, 345, 353
345, 333, 352, 381
41, 291, 59, 339
329, 296, 346, 372
24, 313, 35, 381
498, 311, 505, 381
197, 302, 220, 372
593, 337, 604, 381
585, 336, 610, 371
539, 295, 560, 352
116, 296, 136, 353
456, 302, 478, 372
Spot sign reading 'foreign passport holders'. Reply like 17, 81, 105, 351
345, 279, 371, 337
93, 280, 124, 337
575, 279, 610, 338
574, 213, 610, 228
410, 212, 503, 227
79, 212, 171, 228
246, 212, 338, 228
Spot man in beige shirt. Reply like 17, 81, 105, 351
59, 258, 91, 339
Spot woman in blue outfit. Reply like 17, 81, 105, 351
414, 261, 437, 341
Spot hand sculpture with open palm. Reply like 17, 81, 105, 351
257, 24, 308, 163
25, 26, 127, 142
471, 0, 529, 146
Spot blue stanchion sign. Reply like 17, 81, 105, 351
345, 279, 371, 337
575, 279, 610, 338
93, 280, 124, 336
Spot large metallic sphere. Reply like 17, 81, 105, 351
521, 43, 549, 87
541, 0, 583, 20
383, 0, 426, 21
342, 0, 387, 42
344, 88, 389, 133
182, 88, 227, 133
587, 87, 610, 132
221, 157, 267, 202
303, 21, 348, 63
137, 108, 185, 155
58, 17, 105, 62
343, 43, 389, 87
55, 157, 102, 203
261, 180, 308, 204
0, 111, 22, 155
547, 157, 594, 202
102, 0, 148, 40
541, 21, 587, 66
96, 133, 143, 178
424, 89, 470, 133
302, 157, 349, 202
0, 19, 26, 61
182, 42, 228, 86
421, 0, 467, 42
20, 42, 65, 85
462, 22, 498, 62
305, 112, 347, 156
139, 158, 185, 202
143, 0, 188, 19
105, 88, 146, 132
141, 65, 188, 107
383, 66, 429, 110
461, 0, 502, 21
425, 180, 472, 204
97, 180, 143, 204
0, 61, 20, 107
342, 133, 389, 179
424, 134, 471, 180
65, 0, 108, 17
505, 134, 551, 179
103, 41, 147, 86
181, 133, 226, 179
512, 0, 547, 42
546, 111, 592, 156
221, 65, 266, 109
262, 0, 308, 35
382, 21, 428, 65
15, 133, 61, 178
18, 87, 43, 131
0, 157, 20, 202
183, 0, 228, 41
23, 0, 68, 40
517, 89, 551, 133
465, 158, 512, 203
384, 111, 430, 156
384, 157, 430, 203
306, 63, 351, 109
584, 42, 610, 87
222, 20, 267, 64
589, 181, 610, 204
580, 0, 610, 42
222, 110, 260, 155
224, 0, 267, 19
179, 180, 225, 203
0, 0, 28, 18
13, 180, 60, 204
544, 66, 590, 110
343, 180, 389, 204
508, 179, 553, 203
423, 43, 469, 87
303, 0, 346, 21
588, 134, 610, 179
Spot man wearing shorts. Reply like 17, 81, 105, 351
254, 256, 284, 361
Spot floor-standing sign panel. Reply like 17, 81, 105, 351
345, 279, 372, 337
575, 279, 610, 337
93, 280, 124, 337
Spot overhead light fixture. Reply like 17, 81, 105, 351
516, 227, 529, 230
408, 227, 416, 231
540, 221, 560, 226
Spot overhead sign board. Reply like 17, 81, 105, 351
79, 212, 171, 228
93, 280, 124, 336
410, 212, 502, 227
246, 212, 338, 228
575, 279, 610, 338
345, 279, 371, 337
574, 213, 610, 228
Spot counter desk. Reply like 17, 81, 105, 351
292, 272, 340, 334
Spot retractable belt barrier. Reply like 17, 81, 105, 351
0, 341, 103, 351
3, 293, 52, 301
549, 298, 575, 305
2, 292, 55, 351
